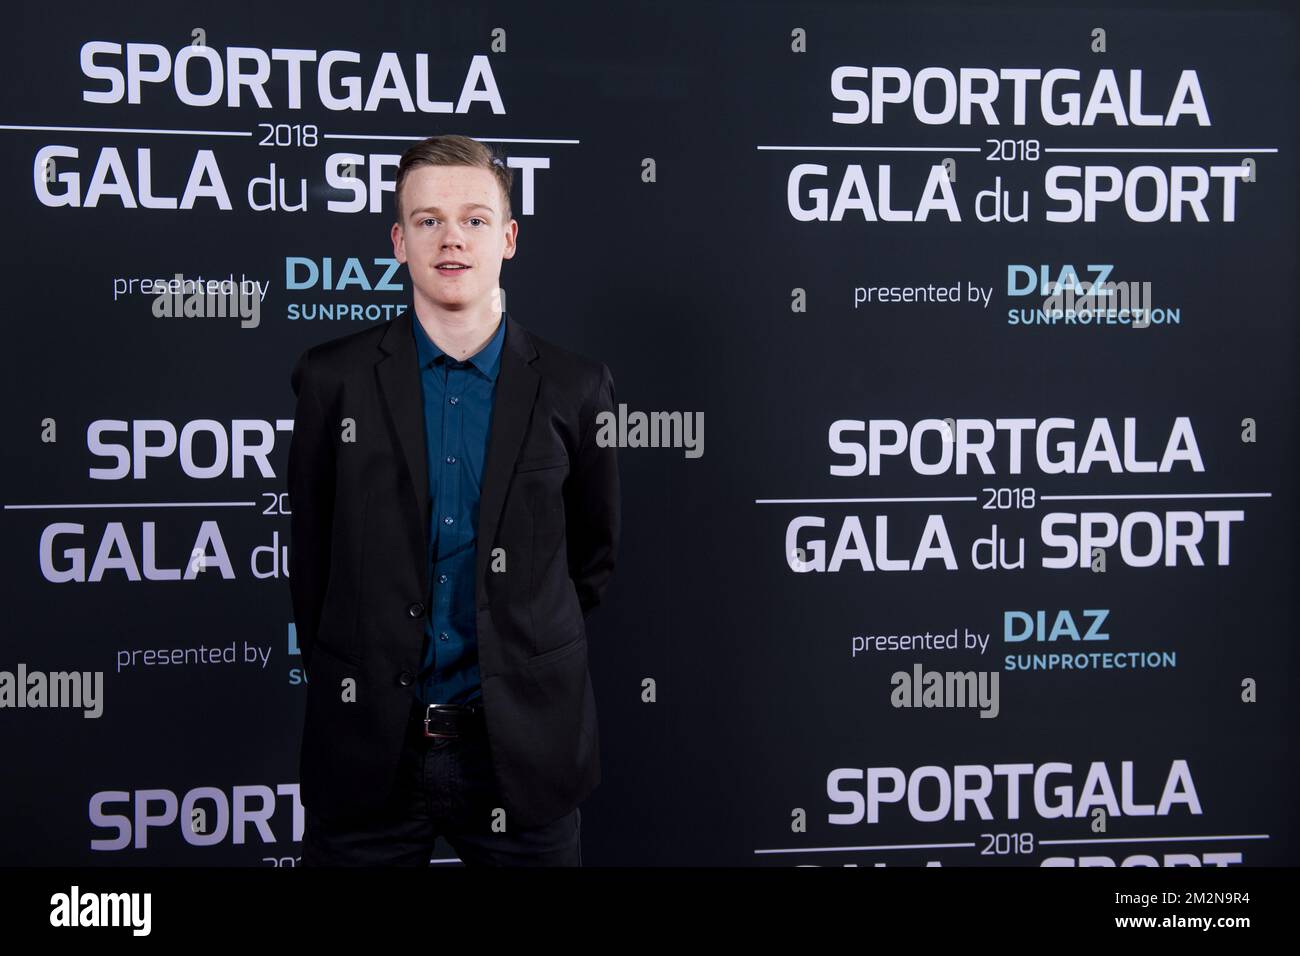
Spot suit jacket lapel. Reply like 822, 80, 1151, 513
376, 310, 430, 550
476, 313, 540, 593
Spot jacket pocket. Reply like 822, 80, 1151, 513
526, 634, 585, 669
311, 638, 362, 669
515, 454, 569, 473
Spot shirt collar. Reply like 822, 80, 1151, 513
412, 311, 507, 382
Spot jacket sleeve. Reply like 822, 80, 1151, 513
564, 363, 621, 621
286, 348, 335, 672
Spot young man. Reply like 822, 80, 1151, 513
287, 134, 620, 865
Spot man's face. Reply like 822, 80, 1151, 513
391, 164, 517, 316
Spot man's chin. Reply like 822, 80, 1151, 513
413, 288, 484, 314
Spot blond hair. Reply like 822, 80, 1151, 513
393, 134, 513, 225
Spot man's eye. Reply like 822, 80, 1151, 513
469, 218, 485, 226
421, 218, 437, 226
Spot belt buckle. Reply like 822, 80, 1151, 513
422, 703, 467, 739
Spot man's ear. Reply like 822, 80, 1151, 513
391, 221, 406, 262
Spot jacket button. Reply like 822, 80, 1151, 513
398, 671, 414, 687
407, 602, 424, 618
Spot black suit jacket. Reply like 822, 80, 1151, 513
286, 310, 619, 828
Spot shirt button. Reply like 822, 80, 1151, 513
438, 574, 448, 583
449, 396, 459, 405
407, 602, 424, 618
439, 632, 449, 642
398, 671, 414, 687
443, 516, 454, 525
445, 455, 456, 464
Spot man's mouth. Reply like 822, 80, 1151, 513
436, 263, 470, 272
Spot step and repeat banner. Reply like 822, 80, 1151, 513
0, 0, 1295, 866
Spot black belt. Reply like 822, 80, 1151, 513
409, 701, 485, 740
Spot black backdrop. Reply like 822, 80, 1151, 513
1, 0, 1295, 865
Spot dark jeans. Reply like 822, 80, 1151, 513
302, 707, 582, 866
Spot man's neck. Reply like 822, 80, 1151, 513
412, 298, 502, 361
